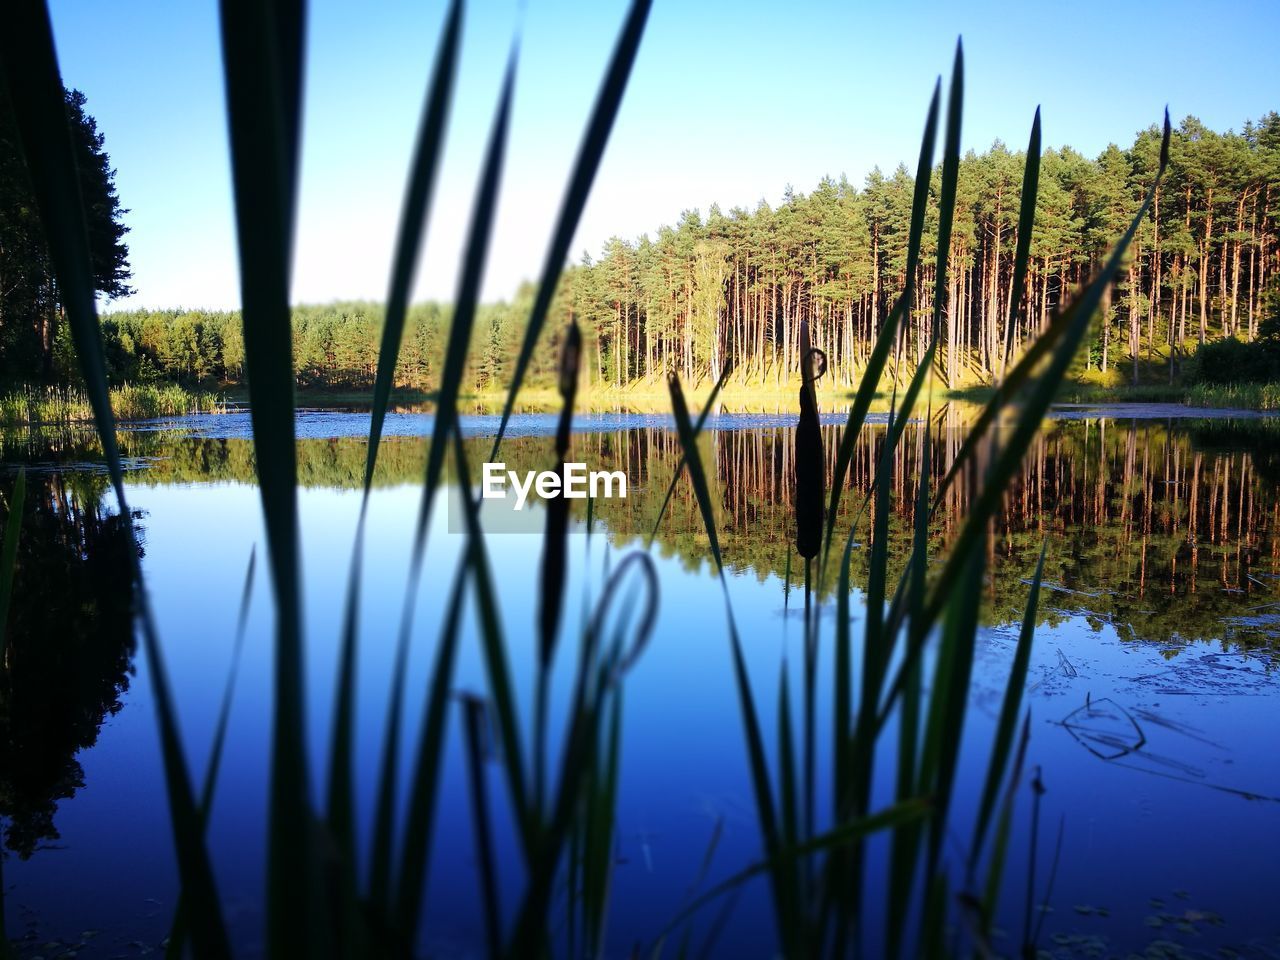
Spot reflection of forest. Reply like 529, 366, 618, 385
3, 414, 1276, 652
0, 472, 139, 858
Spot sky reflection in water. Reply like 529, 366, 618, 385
2, 410, 1278, 958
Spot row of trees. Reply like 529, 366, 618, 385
561, 113, 1280, 388
32, 104, 1278, 395
97, 293, 566, 392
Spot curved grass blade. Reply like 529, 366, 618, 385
509, 554, 657, 958
969, 543, 1045, 868
363, 0, 461, 493
490, 0, 652, 460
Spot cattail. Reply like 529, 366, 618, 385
794, 319, 826, 559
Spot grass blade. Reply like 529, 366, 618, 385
363, 0, 461, 492
392, 560, 469, 943
217, 0, 312, 948
667, 372, 801, 953
369, 50, 519, 905
647, 360, 734, 548
820, 80, 940, 584
1000, 107, 1042, 378
969, 543, 1045, 868
1, 6, 230, 953
166, 548, 257, 960
490, 0, 652, 459
461, 694, 503, 960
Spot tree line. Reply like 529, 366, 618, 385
560, 113, 1280, 389
96, 114, 1280, 397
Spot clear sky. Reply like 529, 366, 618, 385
46, 0, 1280, 310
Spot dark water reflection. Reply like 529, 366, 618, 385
0, 409, 1277, 957
0, 474, 138, 859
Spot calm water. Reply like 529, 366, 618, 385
1, 407, 1279, 958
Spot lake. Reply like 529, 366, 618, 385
1, 406, 1278, 958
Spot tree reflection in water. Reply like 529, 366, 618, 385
0, 471, 139, 859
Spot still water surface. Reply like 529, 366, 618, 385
1, 407, 1278, 958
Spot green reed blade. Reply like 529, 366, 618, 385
885, 425, 932, 958
509, 552, 656, 955
970, 543, 1045, 868
930, 41, 963, 347
820, 80, 939, 583
667, 372, 800, 951
795, 321, 824, 562
1000, 107, 1042, 378
451, 429, 534, 848
777, 663, 799, 850
327, 530, 362, 848
218, 0, 313, 947
981, 712, 1031, 933
0, 7, 122, 499
583, 688, 624, 956
166, 547, 258, 960
0, 468, 25, 648
370, 52, 519, 905
364, 0, 461, 492
392, 560, 469, 942
399, 49, 515, 599
460, 694, 503, 960
931, 107, 1050, 510
1, 7, 230, 953
917, 113, 1170, 637
920, 872, 948, 959
340, 3, 461, 922
537, 320, 584, 810
920, 522, 985, 881
647, 360, 734, 548
490, 0, 652, 460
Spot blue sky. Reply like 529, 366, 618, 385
46, 0, 1280, 310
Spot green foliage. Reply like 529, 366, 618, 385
1186, 335, 1280, 384
0, 84, 131, 381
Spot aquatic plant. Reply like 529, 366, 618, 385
0, 383, 227, 426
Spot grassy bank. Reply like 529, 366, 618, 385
1187, 382, 1280, 410
0, 384, 228, 426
